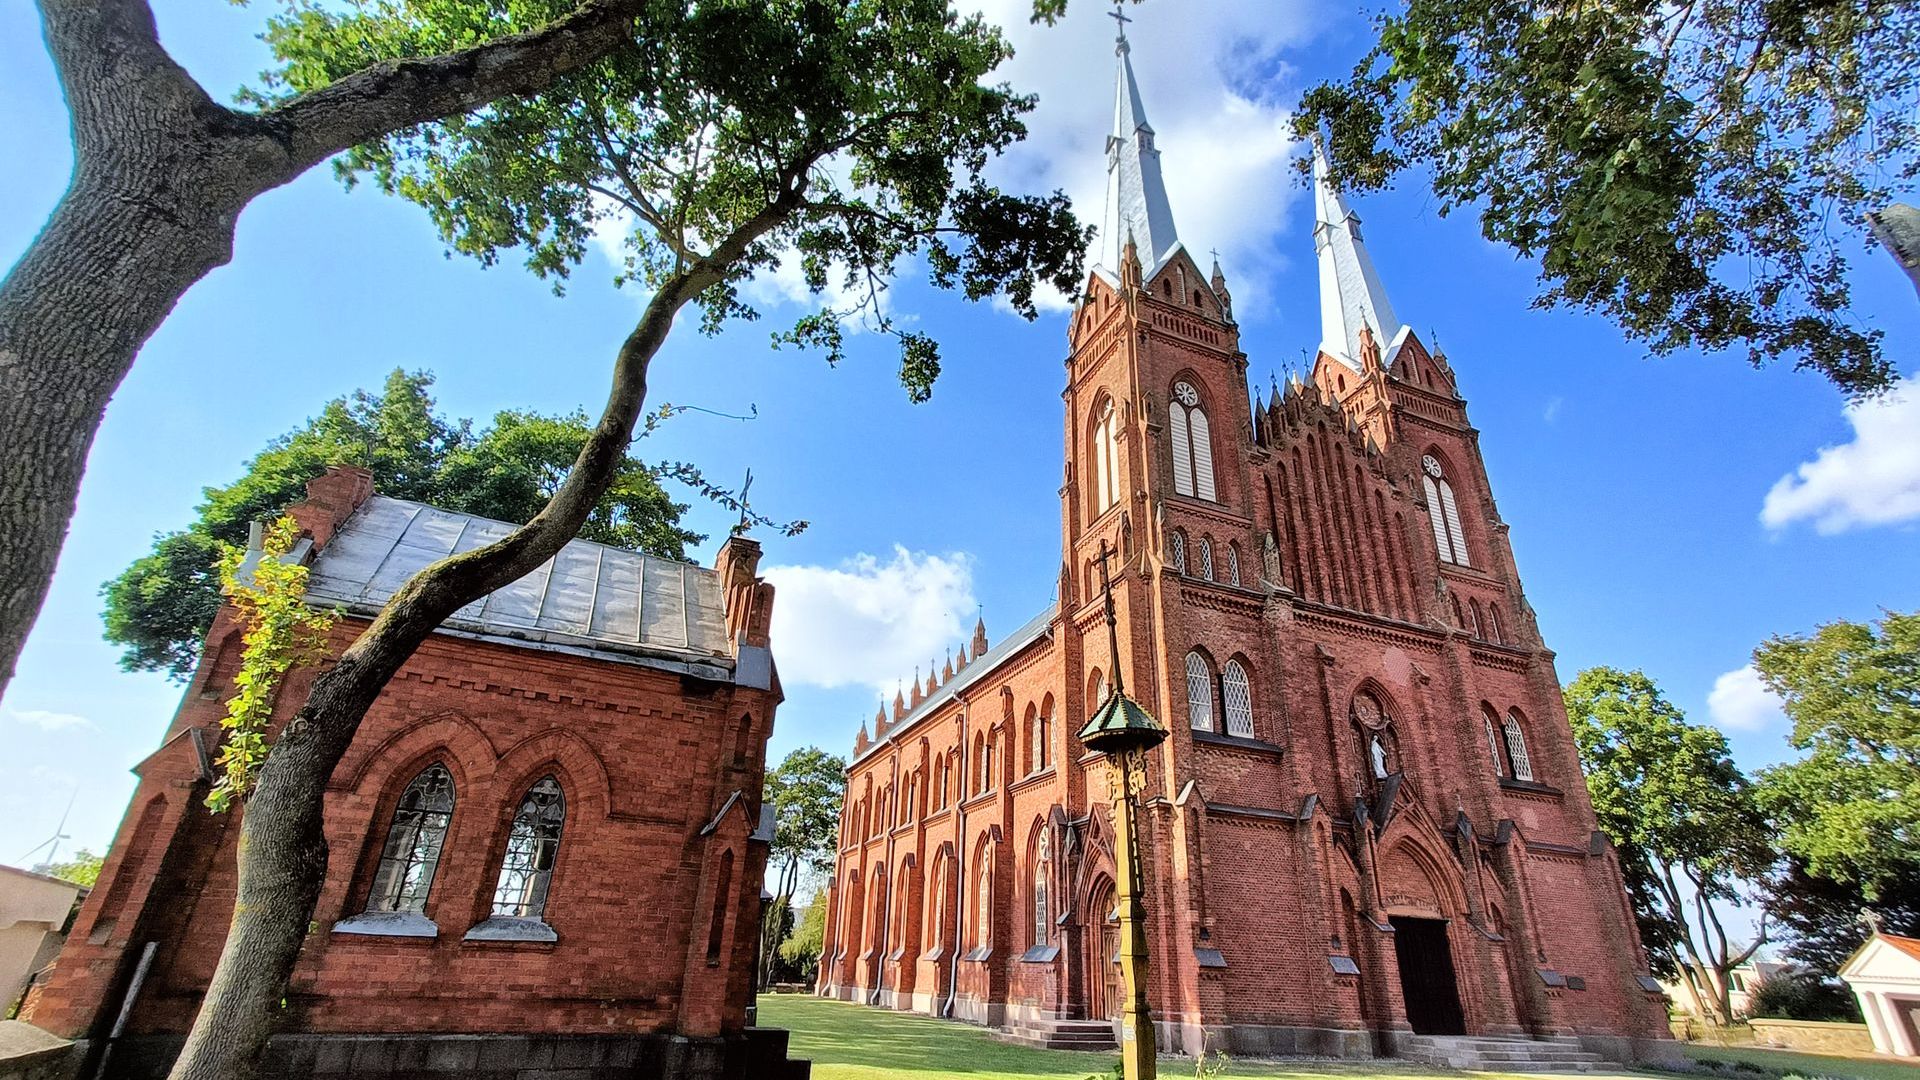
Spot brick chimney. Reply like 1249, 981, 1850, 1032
290, 466, 375, 551
715, 536, 772, 650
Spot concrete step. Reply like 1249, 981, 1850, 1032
1395, 1034, 1609, 1073
996, 1018, 1117, 1051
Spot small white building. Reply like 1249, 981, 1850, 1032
0, 865, 86, 1014
1840, 931, 1920, 1057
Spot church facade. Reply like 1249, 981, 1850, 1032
816, 29, 1672, 1063
25, 468, 808, 1080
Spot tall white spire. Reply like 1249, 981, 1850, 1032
1094, 11, 1180, 278
1313, 137, 1406, 370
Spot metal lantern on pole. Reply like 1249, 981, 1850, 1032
1076, 539, 1167, 1080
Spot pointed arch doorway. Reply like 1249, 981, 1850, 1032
1085, 876, 1121, 1020
1389, 916, 1465, 1035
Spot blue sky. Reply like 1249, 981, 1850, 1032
2, 0, 1916, 870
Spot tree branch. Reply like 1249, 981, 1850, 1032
265, 0, 651, 173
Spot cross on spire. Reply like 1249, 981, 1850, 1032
1108, 2, 1131, 41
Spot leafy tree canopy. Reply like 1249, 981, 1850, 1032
1291, 0, 1915, 398
1763, 856, 1920, 977
254, 0, 1087, 401
1754, 609, 1920, 895
766, 746, 850, 880
42, 850, 104, 889
101, 369, 700, 680
1566, 666, 1771, 1004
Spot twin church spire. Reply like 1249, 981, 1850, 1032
1090, 17, 1406, 376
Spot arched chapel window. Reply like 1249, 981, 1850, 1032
1226, 543, 1241, 586
1503, 710, 1535, 782
491, 775, 567, 920
1467, 600, 1483, 639
973, 849, 993, 951
1168, 381, 1217, 501
1221, 660, 1254, 737
1485, 605, 1504, 645
1185, 651, 1216, 732
1169, 529, 1187, 574
1093, 400, 1123, 515
1196, 536, 1215, 581
367, 762, 456, 914
1033, 703, 1051, 772
1421, 454, 1469, 566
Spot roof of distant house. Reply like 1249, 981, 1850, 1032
304, 495, 733, 679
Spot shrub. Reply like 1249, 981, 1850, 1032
1744, 971, 1862, 1022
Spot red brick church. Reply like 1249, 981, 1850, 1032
24, 468, 808, 1079
816, 24, 1673, 1066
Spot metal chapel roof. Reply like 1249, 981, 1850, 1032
304, 495, 733, 675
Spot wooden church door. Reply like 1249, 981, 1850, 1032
1087, 879, 1120, 1019
1390, 916, 1465, 1035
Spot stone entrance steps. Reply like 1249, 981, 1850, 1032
1396, 1034, 1610, 1072
997, 1018, 1117, 1051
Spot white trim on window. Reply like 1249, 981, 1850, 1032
1185, 652, 1215, 732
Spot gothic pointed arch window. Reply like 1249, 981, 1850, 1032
1421, 454, 1469, 566
1503, 710, 1535, 782
1221, 659, 1254, 737
491, 775, 566, 919
1185, 651, 1216, 732
1169, 381, 1217, 501
1031, 823, 1052, 949
367, 762, 456, 914
972, 845, 993, 953
1033, 699, 1052, 772
1196, 536, 1215, 581
1092, 398, 1123, 515
1226, 542, 1242, 586
1467, 599, 1484, 639
1482, 705, 1506, 776
1485, 604, 1504, 645
1169, 529, 1187, 574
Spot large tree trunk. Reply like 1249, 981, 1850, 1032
0, 0, 270, 699
0, 0, 650, 703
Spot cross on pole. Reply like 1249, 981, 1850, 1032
1108, 3, 1131, 32
734, 467, 754, 535
1095, 539, 1127, 698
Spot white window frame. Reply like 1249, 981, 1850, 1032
1185, 651, 1216, 732
1503, 711, 1534, 781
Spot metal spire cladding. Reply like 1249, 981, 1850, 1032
1094, 10, 1180, 279
1313, 137, 1409, 371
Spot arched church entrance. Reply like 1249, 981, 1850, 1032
1378, 838, 1468, 1035
1085, 876, 1120, 1019
1389, 916, 1465, 1034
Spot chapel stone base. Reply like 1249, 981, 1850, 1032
1, 1030, 809, 1080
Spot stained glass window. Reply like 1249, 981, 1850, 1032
491, 776, 567, 919
367, 763, 455, 914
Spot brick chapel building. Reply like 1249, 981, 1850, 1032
24, 468, 808, 1080
816, 25, 1673, 1066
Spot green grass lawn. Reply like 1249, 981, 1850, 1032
1682, 1044, 1920, 1080
755, 994, 1655, 1080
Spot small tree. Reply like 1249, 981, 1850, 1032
1566, 667, 1773, 1026
777, 888, 828, 985
1762, 857, 1920, 977
761, 748, 847, 986
165, 4, 1085, 1079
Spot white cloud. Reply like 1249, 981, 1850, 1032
1543, 396, 1564, 423
1762, 378, 1920, 534
963, 0, 1322, 315
5, 709, 94, 732
1706, 665, 1785, 732
764, 548, 977, 693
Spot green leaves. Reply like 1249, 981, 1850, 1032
1295, 0, 1913, 398
1753, 609, 1920, 896
765, 746, 849, 878
255, 0, 1087, 403
208, 517, 339, 813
